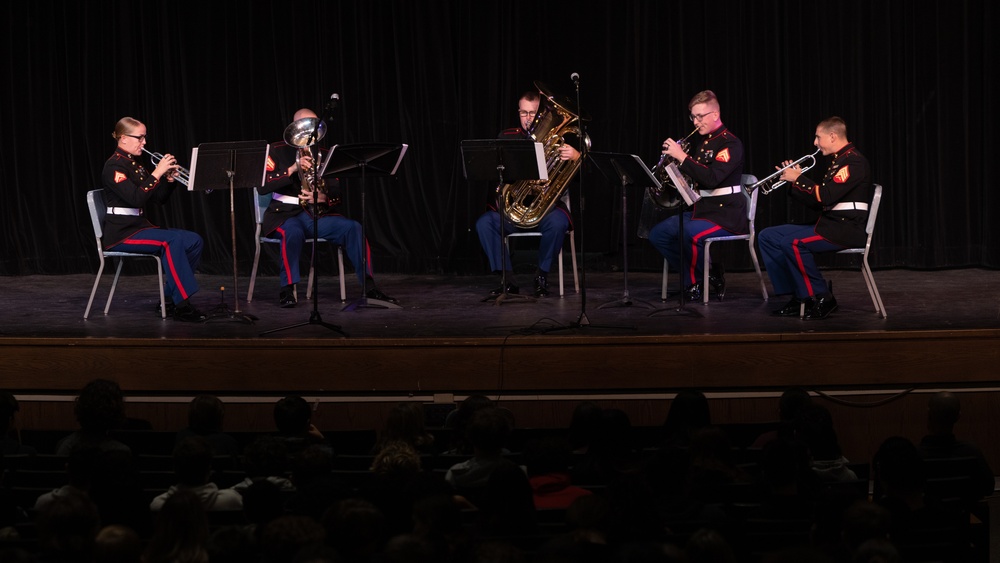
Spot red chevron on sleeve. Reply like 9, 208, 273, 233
114, 171, 127, 184
265, 156, 276, 172
715, 148, 730, 163
833, 166, 850, 183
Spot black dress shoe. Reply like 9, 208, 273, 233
366, 287, 399, 304
279, 285, 296, 308
805, 295, 838, 320
708, 274, 726, 301
684, 284, 702, 302
155, 300, 176, 316
174, 303, 207, 322
489, 282, 519, 296
772, 297, 813, 317
533, 275, 549, 297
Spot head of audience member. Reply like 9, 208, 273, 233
259, 515, 327, 563
478, 459, 537, 536
760, 437, 812, 496
35, 488, 102, 561
466, 406, 511, 458
322, 499, 387, 562
173, 435, 215, 487
873, 436, 926, 503
74, 379, 126, 435
688, 90, 723, 136
242, 478, 285, 530
244, 436, 291, 479
683, 528, 736, 563
793, 403, 845, 462
663, 390, 710, 446
93, 524, 142, 563
851, 538, 901, 563
187, 395, 226, 435
379, 534, 436, 563
840, 500, 892, 556
445, 395, 494, 429
274, 396, 313, 435
567, 401, 603, 453
371, 440, 422, 476
379, 402, 433, 452
926, 391, 961, 436
144, 488, 210, 563
778, 387, 812, 422
291, 443, 335, 486
0, 391, 20, 436
206, 525, 258, 563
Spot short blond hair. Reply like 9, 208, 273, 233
688, 90, 720, 112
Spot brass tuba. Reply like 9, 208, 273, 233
283, 116, 332, 215
500, 81, 590, 228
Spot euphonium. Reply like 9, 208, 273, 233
283, 117, 333, 215
751, 148, 821, 194
647, 127, 698, 209
143, 148, 191, 187
500, 82, 590, 228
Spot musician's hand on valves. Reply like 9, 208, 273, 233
663, 138, 687, 163
152, 153, 178, 180
289, 154, 313, 176
778, 159, 803, 183
558, 144, 580, 161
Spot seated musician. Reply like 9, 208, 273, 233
758, 117, 872, 320
101, 117, 206, 322
259, 108, 397, 307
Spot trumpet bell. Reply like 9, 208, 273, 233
283, 117, 327, 148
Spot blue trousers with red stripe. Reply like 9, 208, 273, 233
649, 212, 737, 286
110, 228, 203, 304
758, 223, 844, 298
273, 212, 369, 288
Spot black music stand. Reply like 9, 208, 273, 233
188, 140, 269, 324
588, 151, 659, 309
321, 143, 407, 311
460, 139, 547, 306
648, 163, 702, 318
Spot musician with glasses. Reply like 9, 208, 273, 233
259, 108, 397, 307
758, 116, 872, 320
101, 117, 206, 322
648, 90, 747, 302
475, 90, 580, 298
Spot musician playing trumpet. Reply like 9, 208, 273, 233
759, 117, 872, 320
259, 108, 397, 307
101, 117, 206, 322
648, 90, 747, 302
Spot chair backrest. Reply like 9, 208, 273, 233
741, 174, 759, 222
865, 184, 883, 237
252, 187, 270, 225
86, 189, 106, 241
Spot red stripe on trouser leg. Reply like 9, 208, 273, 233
689, 226, 722, 285
792, 235, 824, 297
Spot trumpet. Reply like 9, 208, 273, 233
143, 148, 191, 187
751, 148, 821, 194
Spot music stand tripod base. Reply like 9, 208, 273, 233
342, 297, 402, 312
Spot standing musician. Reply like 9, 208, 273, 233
259, 108, 397, 307
475, 90, 580, 298
648, 90, 747, 301
759, 117, 872, 320
102, 117, 206, 322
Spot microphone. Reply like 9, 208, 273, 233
325, 92, 340, 113
570, 72, 580, 85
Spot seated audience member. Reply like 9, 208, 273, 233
662, 390, 711, 449
566, 400, 603, 455
231, 436, 295, 493
572, 408, 639, 486
684, 426, 753, 504
35, 489, 102, 562
175, 394, 240, 457
35, 445, 102, 512
443, 394, 497, 455
93, 524, 143, 563
285, 444, 352, 522
150, 435, 243, 512
360, 440, 452, 536
272, 396, 329, 456
444, 407, 514, 503
258, 514, 327, 563
144, 489, 210, 563
375, 402, 435, 455
0, 391, 36, 455
524, 434, 592, 510
321, 499, 388, 562
55, 379, 131, 456
750, 387, 813, 448
476, 459, 539, 538
794, 403, 858, 482
917, 391, 995, 503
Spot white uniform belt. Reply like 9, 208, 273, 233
699, 185, 741, 197
107, 207, 142, 216
273, 194, 299, 205
830, 202, 869, 211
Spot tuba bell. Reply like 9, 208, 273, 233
500, 81, 590, 228
283, 116, 333, 215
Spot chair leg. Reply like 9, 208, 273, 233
103, 259, 126, 315
154, 257, 166, 320
84, 257, 107, 319
338, 247, 347, 302
557, 249, 565, 297
306, 263, 315, 300
661, 259, 669, 301
569, 231, 579, 293
702, 241, 712, 305
749, 239, 769, 301
247, 241, 262, 303
862, 257, 887, 318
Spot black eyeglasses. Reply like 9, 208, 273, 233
123, 134, 146, 141
689, 111, 717, 123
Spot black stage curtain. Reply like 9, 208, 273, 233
1, 0, 996, 277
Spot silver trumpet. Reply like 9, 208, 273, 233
143, 148, 191, 187
751, 148, 821, 194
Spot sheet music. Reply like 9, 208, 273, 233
665, 163, 700, 206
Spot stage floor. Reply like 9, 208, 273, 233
2, 268, 997, 339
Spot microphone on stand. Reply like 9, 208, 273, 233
324, 93, 340, 120
570, 72, 580, 86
